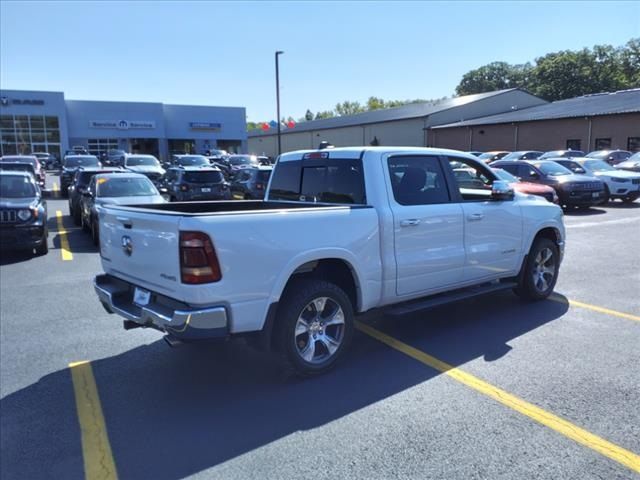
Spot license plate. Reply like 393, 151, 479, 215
201, 187, 211, 193
133, 287, 151, 306
592, 192, 600, 198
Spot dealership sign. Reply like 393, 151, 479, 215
1, 96, 45, 106
89, 120, 155, 129
189, 122, 221, 130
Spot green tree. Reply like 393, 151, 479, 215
335, 100, 365, 116
315, 110, 335, 120
304, 109, 314, 121
455, 61, 533, 96
620, 38, 640, 86
366, 96, 386, 110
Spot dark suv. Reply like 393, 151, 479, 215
586, 150, 631, 166
491, 159, 606, 209
230, 166, 273, 199
165, 166, 231, 201
60, 155, 102, 195
68, 167, 122, 225
0, 171, 48, 256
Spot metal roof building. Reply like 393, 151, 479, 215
431, 89, 640, 153
248, 89, 547, 156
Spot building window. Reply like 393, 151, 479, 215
566, 139, 581, 151
88, 138, 119, 156
0, 114, 61, 157
168, 139, 195, 154
595, 138, 611, 150
628, 137, 640, 152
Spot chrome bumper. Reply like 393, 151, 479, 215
94, 274, 228, 340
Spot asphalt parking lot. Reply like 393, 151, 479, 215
1, 174, 639, 480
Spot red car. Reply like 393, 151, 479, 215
493, 168, 559, 204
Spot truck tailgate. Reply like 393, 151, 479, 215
100, 207, 183, 299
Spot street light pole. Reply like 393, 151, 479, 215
275, 50, 284, 156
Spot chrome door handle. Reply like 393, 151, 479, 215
400, 219, 421, 227
467, 213, 484, 221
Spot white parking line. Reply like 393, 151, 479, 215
566, 217, 640, 229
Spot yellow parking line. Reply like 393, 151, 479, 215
562, 297, 640, 323
356, 321, 640, 474
55, 210, 73, 261
69, 361, 118, 480
52, 181, 59, 193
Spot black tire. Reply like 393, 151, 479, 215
275, 278, 354, 377
72, 207, 81, 226
514, 237, 560, 301
35, 233, 49, 256
81, 213, 89, 232
600, 185, 610, 205
91, 219, 99, 246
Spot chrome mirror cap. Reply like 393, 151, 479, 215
491, 180, 515, 200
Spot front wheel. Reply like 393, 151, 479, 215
275, 279, 354, 376
514, 238, 560, 301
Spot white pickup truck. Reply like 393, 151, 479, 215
94, 147, 565, 375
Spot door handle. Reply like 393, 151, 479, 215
400, 219, 421, 227
467, 213, 484, 221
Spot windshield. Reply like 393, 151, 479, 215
97, 177, 158, 197
492, 168, 518, 183
177, 156, 209, 166
584, 160, 615, 172
533, 162, 573, 176
125, 156, 159, 167
1, 157, 38, 168
0, 175, 36, 198
184, 171, 224, 183
64, 156, 100, 168
629, 152, 640, 161
0, 164, 34, 173
228, 155, 258, 166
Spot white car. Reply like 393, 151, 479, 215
553, 157, 640, 204
94, 147, 565, 376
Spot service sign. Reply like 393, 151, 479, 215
89, 120, 155, 129
190, 122, 222, 130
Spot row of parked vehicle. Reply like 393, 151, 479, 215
464, 149, 640, 208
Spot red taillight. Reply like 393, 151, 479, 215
179, 231, 221, 284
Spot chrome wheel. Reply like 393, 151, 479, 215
294, 296, 345, 364
532, 247, 556, 293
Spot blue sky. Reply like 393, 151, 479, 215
1, 1, 638, 122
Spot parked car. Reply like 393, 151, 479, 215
466, 151, 484, 157
94, 147, 566, 376
477, 151, 510, 164
60, 155, 102, 195
0, 155, 46, 189
553, 158, 640, 204
33, 152, 59, 169
230, 166, 273, 200
226, 154, 260, 179
539, 150, 585, 159
257, 156, 272, 165
586, 150, 632, 166
614, 152, 640, 173
0, 171, 48, 255
123, 154, 165, 186
80, 173, 165, 245
492, 168, 559, 204
491, 159, 606, 209
0, 161, 37, 182
165, 166, 231, 201
68, 167, 123, 225
169, 154, 211, 167
105, 149, 128, 167
500, 151, 544, 161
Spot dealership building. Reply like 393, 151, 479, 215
249, 88, 640, 156
0, 89, 247, 160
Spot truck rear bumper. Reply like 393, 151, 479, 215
94, 274, 228, 340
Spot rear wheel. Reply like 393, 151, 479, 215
275, 279, 354, 376
514, 238, 559, 301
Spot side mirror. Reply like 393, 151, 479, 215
491, 180, 514, 201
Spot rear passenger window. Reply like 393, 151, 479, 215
387, 156, 450, 205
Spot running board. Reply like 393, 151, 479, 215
386, 281, 518, 317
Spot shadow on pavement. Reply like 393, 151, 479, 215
0, 292, 569, 480
0, 249, 38, 265
563, 207, 606, 216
